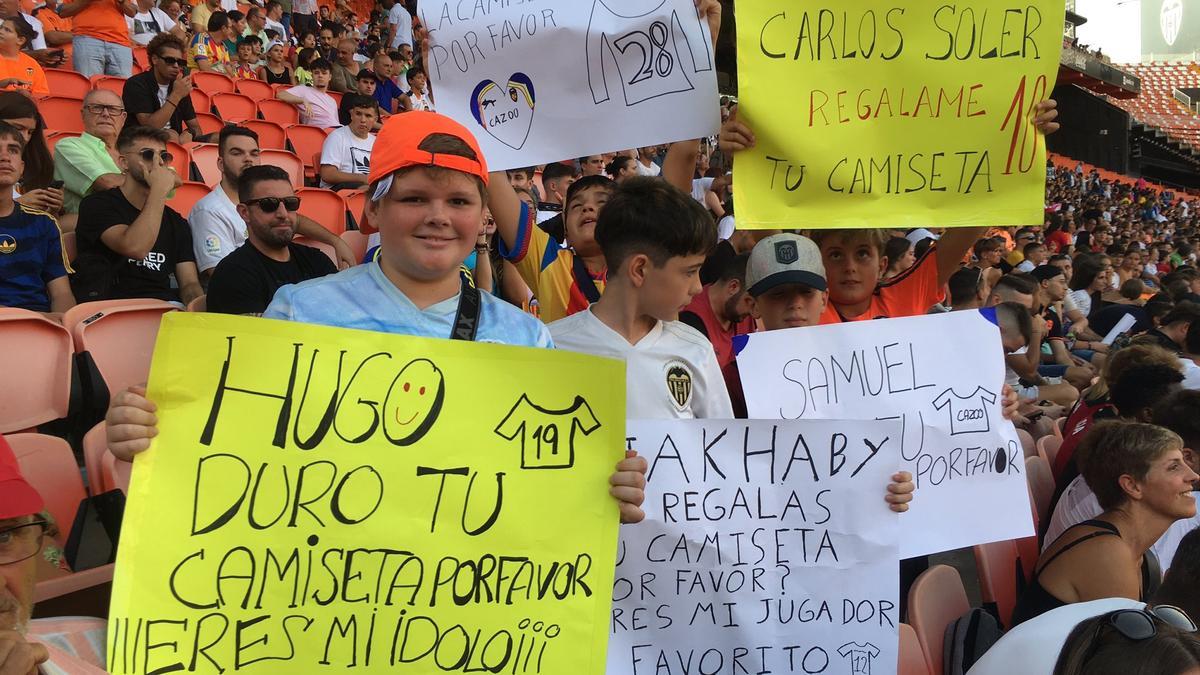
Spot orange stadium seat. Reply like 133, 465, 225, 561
296, 187, 346, 234
1026, 455, 1055, 525
190, 89, 210, 116
339, 229, 368, 262
211, 92, 257, 121
973, 539, 1021, 629
908, 565, 970, 675
285, 123, 329, 182
45, 131, 80, 156
81, 421, 107, 495
0, 308, 74, 434
188, 142, 220, 185
194, 111, 223, 137
241, 118, 287, 149
62, 299, 177, 403
1037, 435, 1062, 467
91, 75, 127, 96
44, 69, 91, 98
899, 624, 931, 675
186, 294, 207, 312
341, 188, 365, 230
132, 46, 149, 71
38, 97, 86, 134
192, 70, 235, 94
235, 78, 274, 102
165, 140, 190, 179
260, 148, 304, 187
257, 98, 300, 125
167, 181, 211, 216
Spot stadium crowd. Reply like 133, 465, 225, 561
2, 0, 1200, 673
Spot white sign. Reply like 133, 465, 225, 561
609, 419, 900, 675
421, 0, 721, 171
736, 310, 1033, 558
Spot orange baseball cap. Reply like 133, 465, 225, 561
361, 111, 489, 235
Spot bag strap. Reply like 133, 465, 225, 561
572, 254, 602, 305
450, 275, 481, 341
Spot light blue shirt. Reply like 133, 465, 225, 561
264, 262, 552, 348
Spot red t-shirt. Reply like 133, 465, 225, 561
1053, 395, 1114, 480
679, 287, 757, 368
819, 244, 944, 324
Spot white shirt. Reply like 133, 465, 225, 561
1180, 357, 1200, 390
966, 599, 1144, 675
189, 186, 246, 273
319, 125, 375, 189
1015, 259, 1036, 273
549, 309, 733, 419
634, 159, 661, 177
128, 8, 177, 46
388, 3, 413, 47
264, 17, 285, 37
535, 208, 561, 225
22, 12, 45, 50
716, 215, 735, 241
690, 177, 714, 203
1068, 289, 1093, 318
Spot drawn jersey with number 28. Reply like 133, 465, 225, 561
585, 0, 713, 106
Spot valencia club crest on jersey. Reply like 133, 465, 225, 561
664, 361, 692, 411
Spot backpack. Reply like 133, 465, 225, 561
943, 607, 1004, 675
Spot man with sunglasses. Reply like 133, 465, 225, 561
71, 125, 203, 306
205, 164, 335, 314
122, 33, 207, 144
0, 436, 108, 673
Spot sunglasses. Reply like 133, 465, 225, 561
157, 55, 186, 67
132, 148, 173, 163
1080, 606, 1199, 667
244, 196, 301, 212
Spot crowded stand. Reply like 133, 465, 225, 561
2, 0, 1200, 673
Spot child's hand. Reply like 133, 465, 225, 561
611, 450, 648, 524
106, 385, 159, 462
718, 106, 755, 154
886, 471, 914, 513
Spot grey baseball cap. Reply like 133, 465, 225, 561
746, 234, 827, 297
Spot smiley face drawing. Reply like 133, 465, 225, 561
383, 358, 445, 446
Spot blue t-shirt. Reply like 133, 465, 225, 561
373, 75, 404, 113
0, 204, 69, 311
263, 261, 552, 347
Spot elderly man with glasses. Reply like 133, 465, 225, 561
52, 88, 127, 221
0, 436, 108, 673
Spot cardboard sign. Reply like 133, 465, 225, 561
423, 0, 721, 170
609, 419, 900, 675
108, 313, 626, 674
736, 310, 1034, 558
734, 0, 1065, 229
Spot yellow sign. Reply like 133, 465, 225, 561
734, 0, 1065, 230
107, 313, 626, 674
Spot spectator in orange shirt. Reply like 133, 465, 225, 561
0, 15, 47, 95
60, 0, 135, 77
31, 0, 72, 62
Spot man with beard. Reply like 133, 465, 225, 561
205, 164, 336, 315
678, 250, 756, 368
191, 125, 354, 280
71, 125, 202, 305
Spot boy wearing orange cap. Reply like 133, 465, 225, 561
105, 111, 650, 523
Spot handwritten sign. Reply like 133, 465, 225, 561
735, 310, 1033, 558
107, 313, 626, 674
733, 0, 1065, 230
608, 419, 900, 675
422, 0, 720, 171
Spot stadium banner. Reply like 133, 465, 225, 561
607, 418, 900, 675
421, 0, 721, 171
735, 0, 1066, 230
107, 313, 626, 674
736, 309, 1033, 558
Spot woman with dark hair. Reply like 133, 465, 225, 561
1052, 605, 1200, 675
1012, 421, 1199, 626
0, 15, 47, 95
0, 91, 61, 215
1069, 254, 1111, 318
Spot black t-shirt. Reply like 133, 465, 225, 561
206, 240, 337, 315
72, 188, 195, 302
122, 71, 198, 135
1089, 304, 1151, 338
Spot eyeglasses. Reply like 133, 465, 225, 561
0, 520, 47, 566
244, 196, 301, 212
83, 104, 126, 117
156, 55, 186, 67
130, 148, 173, 164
